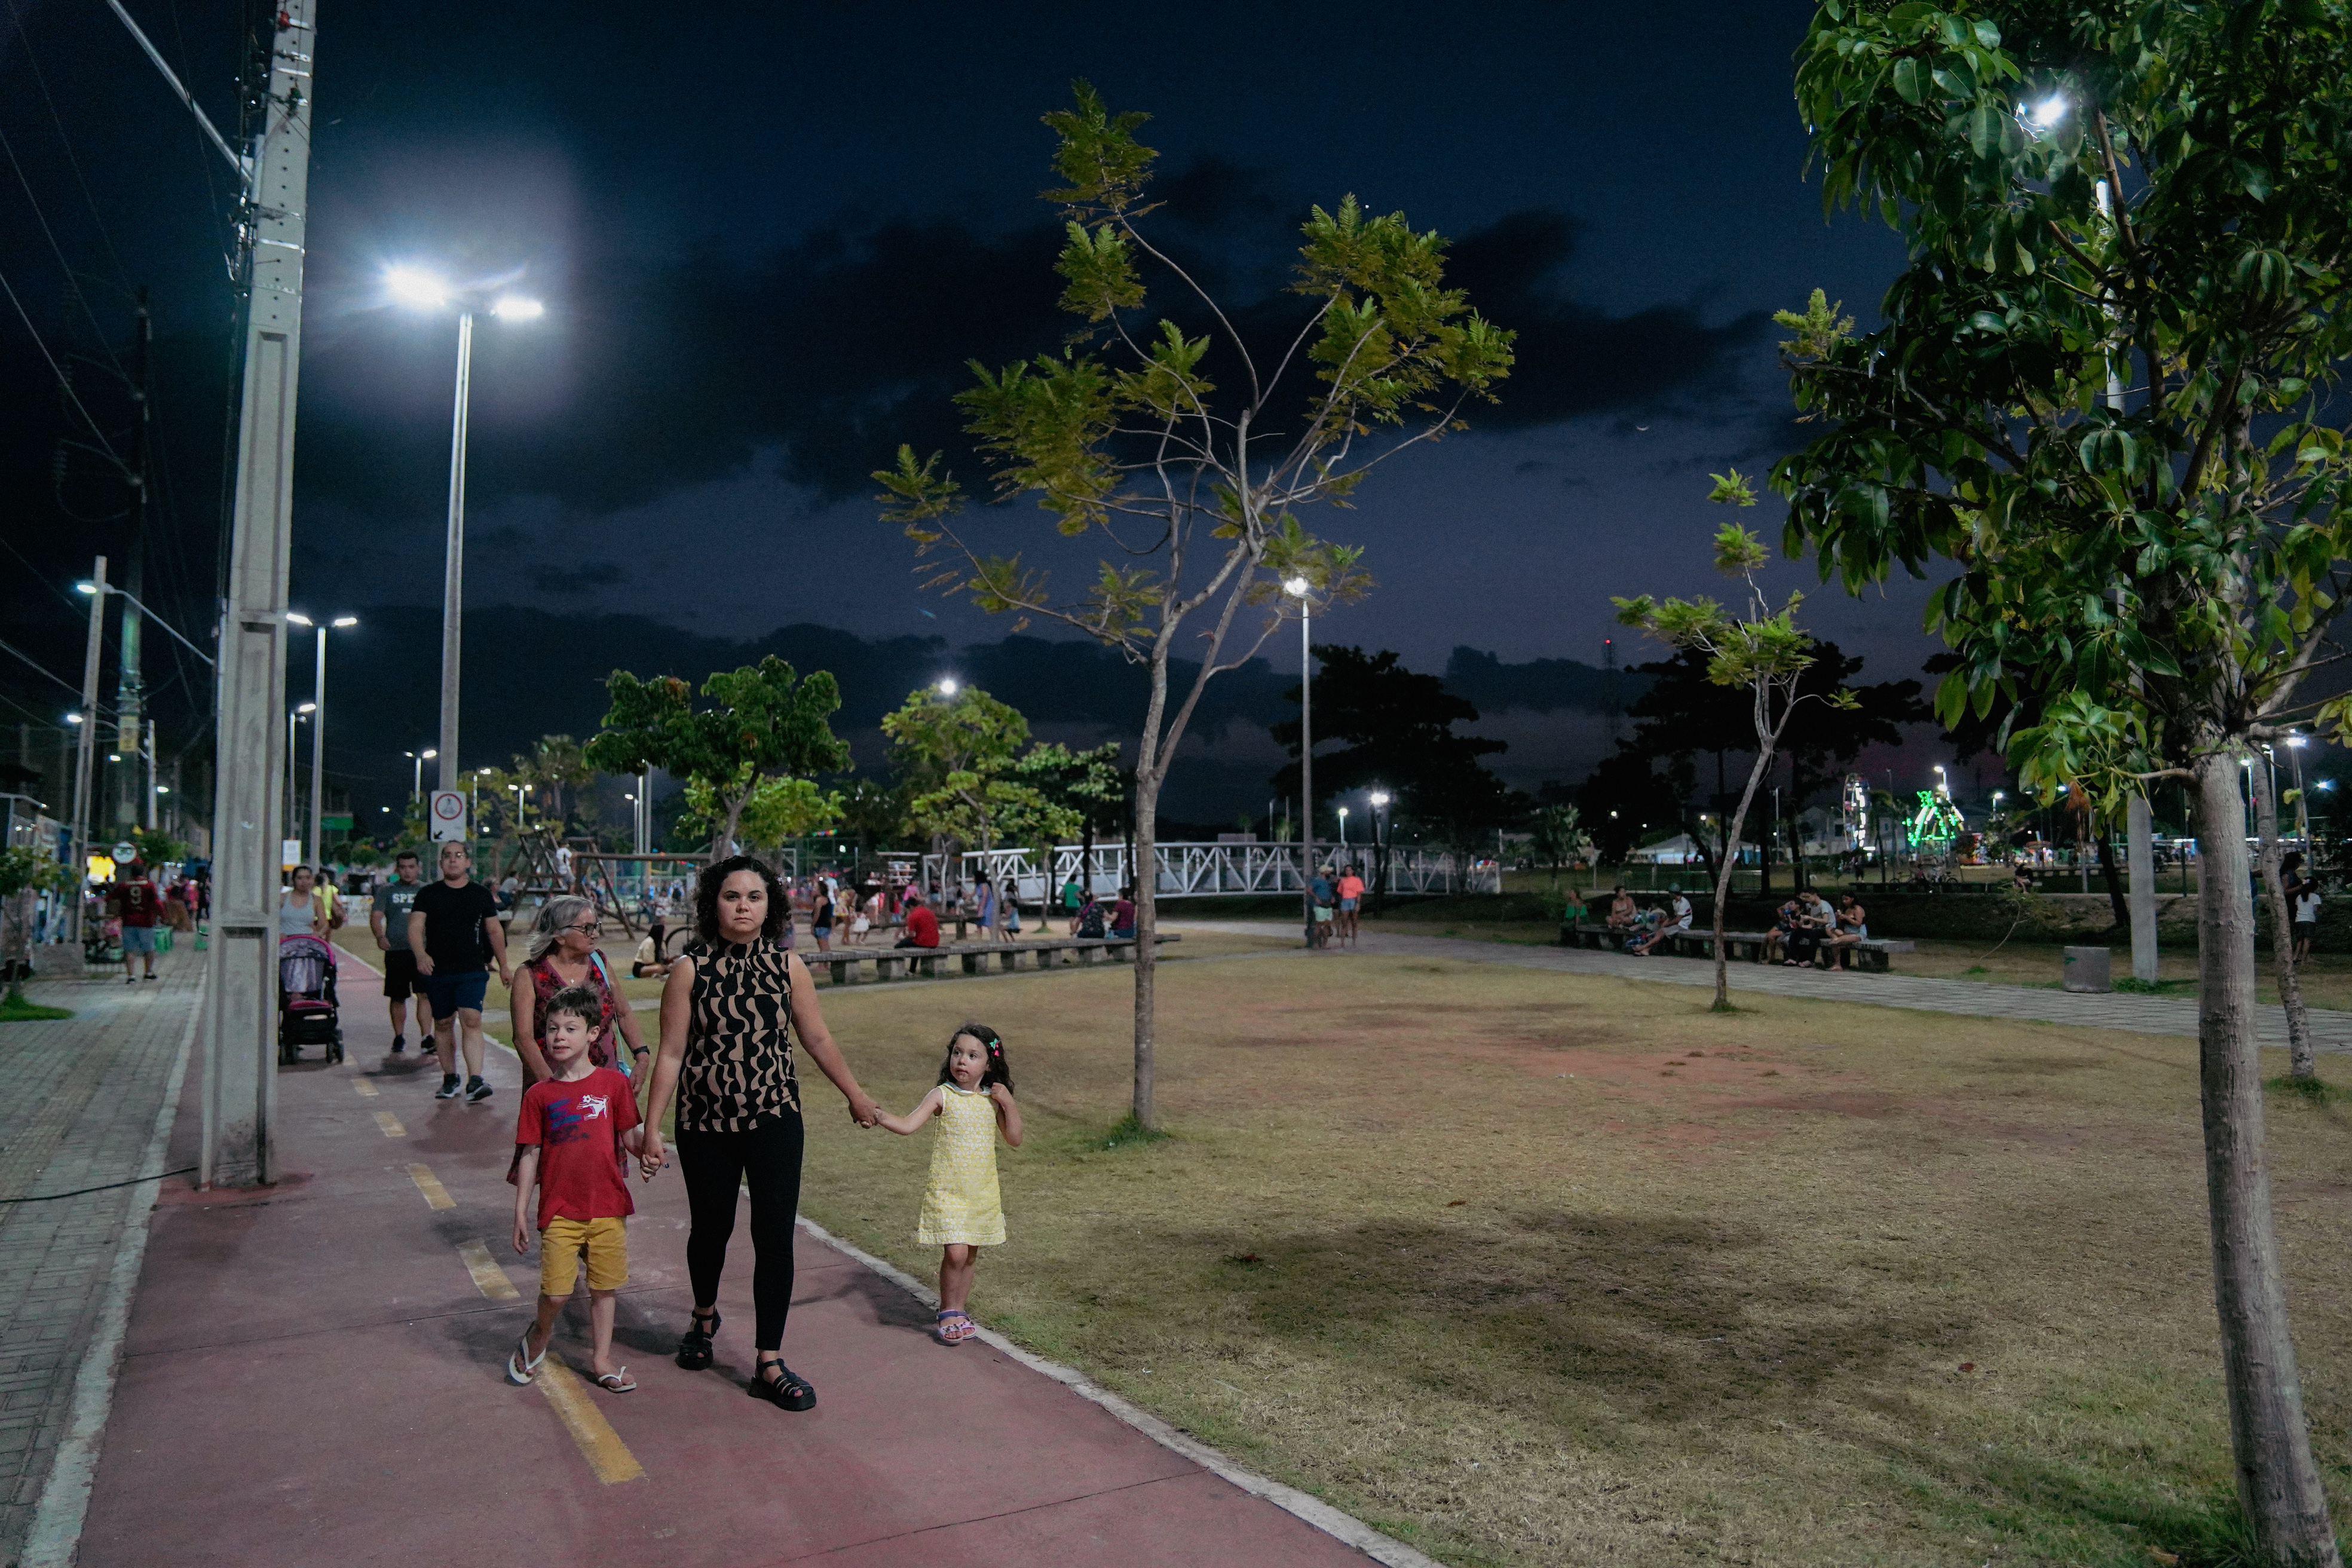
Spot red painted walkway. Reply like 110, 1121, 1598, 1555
78, 949, 1382, 1567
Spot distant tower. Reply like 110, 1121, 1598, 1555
1603, 636, 1622, 748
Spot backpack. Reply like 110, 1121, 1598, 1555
1077, 902, 1106, 938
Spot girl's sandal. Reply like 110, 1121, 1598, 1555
675, 1308, 721, 1370
747, 1358, 816, 1411
506, 1333, 547, 1386
934, 1309, 975, 1345
593, 1367, 637, 1393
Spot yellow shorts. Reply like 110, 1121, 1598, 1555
538, 1215, 628, 1296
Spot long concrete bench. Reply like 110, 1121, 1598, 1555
1566, 921, 1915, 972
812, 933, 1178, 985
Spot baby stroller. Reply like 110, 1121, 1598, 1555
278, 934, 343, 1064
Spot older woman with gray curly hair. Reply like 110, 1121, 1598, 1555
510, 893, 648, 1086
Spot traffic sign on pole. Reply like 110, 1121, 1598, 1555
429, 790, 468, 842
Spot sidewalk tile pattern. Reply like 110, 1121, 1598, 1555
0, 966, 195, 1563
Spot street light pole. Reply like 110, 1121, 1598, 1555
69, 556, 108, 945
297, 615, 357, 868
1285, 577, 1315, 948
438, 310, 473, 795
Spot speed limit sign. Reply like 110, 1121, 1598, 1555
428, 790, 468, 842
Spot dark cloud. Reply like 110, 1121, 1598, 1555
1443, 210, 1769, 430
531, 560, 626, 595
289, 183, 1777, 523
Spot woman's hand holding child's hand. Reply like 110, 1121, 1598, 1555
635, 1129, 666, 1181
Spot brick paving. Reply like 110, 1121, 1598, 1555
0, 959, 197, 1566
1177, 920, 2352, 1048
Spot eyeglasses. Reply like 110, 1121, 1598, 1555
564, 922, 601, 935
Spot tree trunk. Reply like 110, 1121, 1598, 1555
2189, 750, 2341, 1564
1709, 746, 1777, 1012
2094, 813, 2130, 930
1132, 770, 1159, 1129
2250, 760, 2317, 1079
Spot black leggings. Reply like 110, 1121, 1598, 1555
675, 1114, 804, 1351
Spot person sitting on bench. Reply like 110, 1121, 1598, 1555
1824, 893, 1868, 969
1633, 891, 1693, 956
895, 888, 941, 950
1604, 886, 1638, 935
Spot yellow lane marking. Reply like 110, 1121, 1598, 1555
373, 1110, 406, 1138
353, 1079, 379, 1098
457, 1239, 520, 1301
534, 1359, 645, 1484
408, 1163, 454, 1209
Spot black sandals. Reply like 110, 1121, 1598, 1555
676, 1307, 721, 1370
748, 1358, 816, 1411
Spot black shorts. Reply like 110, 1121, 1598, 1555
383, 949, 422, 999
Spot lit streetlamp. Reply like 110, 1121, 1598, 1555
2286, 734, 2310, 842
387, 267, 546, 794
287, 612, 358, 868
285, 704, 314, 852
1284, 575, 1316, 947
405, 748, 438, 802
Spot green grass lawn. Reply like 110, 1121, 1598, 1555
793, 952, 2352, 1568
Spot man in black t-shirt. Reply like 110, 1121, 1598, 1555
406, 841, 512, 1103
370, 850, 431, 1055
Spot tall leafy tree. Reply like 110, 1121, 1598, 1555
1011, 740, 1124, 915
1267, 645, 1518, 860
1615, 493, 1858, 1010
879, 82, 1512, 1128
1774, 3, 2351, 1555
882, 683, 1033, 865
584, 658, 851, 858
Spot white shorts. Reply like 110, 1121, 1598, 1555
851, 917, 870, 933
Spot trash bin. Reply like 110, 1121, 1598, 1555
2063, 945, 2111, 993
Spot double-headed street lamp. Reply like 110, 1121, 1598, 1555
285, 704, 314, 850
387, 267, 545, 795
405, 748, 438, 802
287, 612, 357, 868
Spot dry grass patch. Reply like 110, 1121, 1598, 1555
801, 954, 2352, 1567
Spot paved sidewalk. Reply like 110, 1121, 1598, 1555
1175, 921, 2352, 1048
68, 946, 1405, 1567
0, 959, 198, 1566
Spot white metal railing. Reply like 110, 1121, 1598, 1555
917, 841, 1498, 902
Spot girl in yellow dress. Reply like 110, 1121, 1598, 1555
874, 1022, 1024, 1344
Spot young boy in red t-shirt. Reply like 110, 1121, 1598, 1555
508, 984, 647, 1391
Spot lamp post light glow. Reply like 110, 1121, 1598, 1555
1284, 575, 1317, 947
405, 748, 437, 801
388, 265, 547, 794
937, 678, 959, 697
293, 613, 360, 865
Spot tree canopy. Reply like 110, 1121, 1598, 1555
1773, 2, 2352, 1553
584, 657, 851, 857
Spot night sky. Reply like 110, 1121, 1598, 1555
1, 0, 1979, 832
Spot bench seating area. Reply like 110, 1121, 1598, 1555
1564, 921, 1916, 973
814, 933, 1178, 986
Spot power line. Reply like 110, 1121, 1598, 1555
0, 121, 131, 380
0, 635, 111, 716
0, 262, 130, 474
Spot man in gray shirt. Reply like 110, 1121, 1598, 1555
370, 850, 431, 1056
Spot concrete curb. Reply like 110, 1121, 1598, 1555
20, 970, 203, 1568
797, 1216, 1444, 1568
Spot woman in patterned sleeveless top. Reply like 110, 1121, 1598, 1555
638, 856, 881, 1412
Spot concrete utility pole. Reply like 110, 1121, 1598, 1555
203, 1, 317, 1188
437, 311, 472, 793
114, 290, 154, 836
70, 557, 108, 945
1288, 579, 1315, 948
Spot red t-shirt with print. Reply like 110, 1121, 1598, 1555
514, 1067, 641, 1229
118, 878, 159, 928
